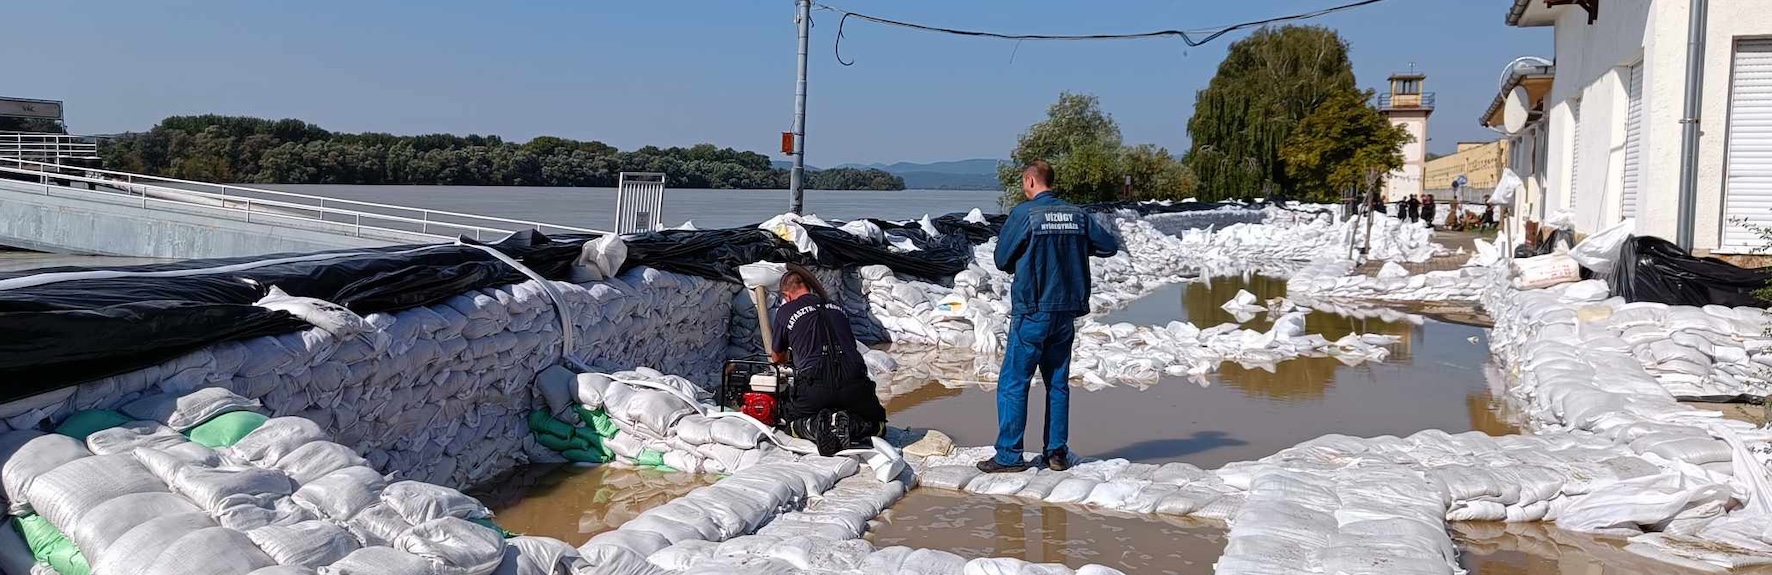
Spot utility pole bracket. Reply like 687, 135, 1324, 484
1545, 0, 1599, 25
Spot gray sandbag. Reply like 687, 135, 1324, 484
171, 464, 295, 511
139, 527, 277, 575
621, 390, 695, 438
26, 453, 166, 529
248, 520, 360, 570
381, 481, 489, 525
394, 517, 505, 575
64, 492, 203, 559
583, 529, 671, 558
86, 422, 189, 455
318, 547, 435, 575
492, 536, 583, 575
274, 442, 369, 485
164, 388, 264, 431
576, 544, 673, 575
292, 466, 387, 523
92, 512, 217, 575
229, 417, 328, 467
345, 503, 413, 547
215, 494, 313, 531
0, 432, 90, 514
575, 373, 614, 409
536, 366, 576, 417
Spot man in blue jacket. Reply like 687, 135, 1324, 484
979, 160, 1121, 473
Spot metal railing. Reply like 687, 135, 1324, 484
0, 132, 99, 161
1376, 92, 1437, 110
0, 157, 606, 241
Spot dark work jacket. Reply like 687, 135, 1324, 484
993, 191, 1121, 316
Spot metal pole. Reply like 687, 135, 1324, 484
1676, 0, 1709, 251
788, 0, 811, 215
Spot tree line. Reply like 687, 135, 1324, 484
97, 116, 904, 191
1002, 25, 1409, 205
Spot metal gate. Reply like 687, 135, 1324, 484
615, 172, 666, 234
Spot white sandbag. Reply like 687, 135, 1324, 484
319, 547, 436, 575
965, 557, 1033, 575
575, 373, 614, 410
1081, 481, 1145, 509
536, 366, 576, 417
571, 235, 628, 283
966, 472, 1033, 495
395, 517, 505, 575
250, 567, 319, 575
292, 466, 387, 521
171, 464, 295, 512
493, 536, 583, 575
0, 432, 89, 514
648, 540, 717, 571
382, 481, 488, 525
215, 494, 313, 531
739, 262, 789, 291
85, 422, 189, 455
346, 503, 414, 547
676, 415, 715, 446
1512, 255, 1581, 290
161, 388, 264, 431
584, 529, 672, 558
918, 465, 982, 491
248, 520, 360, 569
900, 549, 969, 575
256, 286, 378, 345
1569, 219, 1633, 275
275, 441, 370, 485
1044, 478, 1101, 504
622, 390, 695, 438
92, 512, 216, 575
709, 418, 764, 450
1556, 473, 1732, 536
577, 544, 673, 575
64, 492, 203, 559
139, 527, 278, 575
230, 417, 329, 467
26, 453, 166, 529
1149, 462, 1211, 486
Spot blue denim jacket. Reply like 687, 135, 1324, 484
993, 191, 1121, 316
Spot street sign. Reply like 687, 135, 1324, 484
0, 97, 63, 120
1453, 174, 1468, 189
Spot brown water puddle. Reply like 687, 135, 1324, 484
471, 464, 715, 544
886, 275, 1513, 469
1454, 522, 1772, 575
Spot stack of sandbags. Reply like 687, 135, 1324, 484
0, 266, 738, 492
1287, 258, 1490, 303
913, 446, 1242, 521
0, 387, 584, 575
1139, 206, 1269, 237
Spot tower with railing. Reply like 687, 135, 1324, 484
1378, 72, 1434, 201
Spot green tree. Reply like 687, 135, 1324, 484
1280, 89, 1411, 202
1183, 25, 1359, 201
998, 93, 1125, 205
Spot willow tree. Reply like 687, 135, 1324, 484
1183, 26, 1358, 201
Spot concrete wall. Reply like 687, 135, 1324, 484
0, 178, 432, 258
1535, 0, 1772, 250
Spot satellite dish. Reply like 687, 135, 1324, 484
1504, 86, 1532, 134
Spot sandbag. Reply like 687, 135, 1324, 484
85, 422, 188, 456
0, 433, 90, 514
709, 418, 763, 450
576, 543, 672, 575
0, 518, 35, 575
52, 410, 131, 441
345, 503, 413, 547
26, 454, 166, 530
381, 481, 488, 525
292, 466, 388, 522
536, 366, 576, 418
1513, 254, 1581, 290
318, 547, 435, 575
188, 412, 271, 449
92, 512, 217, 575
918, 466, 982, 491
395, 517, 505, 575
239, 521, 355, 570
165, 388, 264, 431
171, 465, 295, 512
215, 494, 313, 531
274, 442, 370, 485
575, 374, 613, 410
63, 492, 203, 559
492, 536, 582, 575
583, 529, 671, 558
229, 417, 329, 468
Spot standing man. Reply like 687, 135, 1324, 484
979, 160, 1121, 473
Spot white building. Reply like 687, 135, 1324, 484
1380, 73, 1434, 201
1501, 0, 1772, 254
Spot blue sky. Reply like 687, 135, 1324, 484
13, 1, 1549, 165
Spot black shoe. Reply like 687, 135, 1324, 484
1044, 448, 1071, 472
830, 411, 854, 452
976, 458, 1031, 474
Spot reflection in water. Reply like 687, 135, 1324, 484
471, 464, 714, 544
870, 490, 1226, 575
1452, 521, 1769, 575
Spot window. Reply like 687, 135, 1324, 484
1394, 79, 1421, 95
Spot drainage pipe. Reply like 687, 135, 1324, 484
1676, 0, 1710, 251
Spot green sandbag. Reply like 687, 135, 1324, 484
634, 450, 666, 468
468, 517, 519, 538
535, 432, 590, 453
576, 406, 619, 439
527, 410, 576, 439
561, 449, 605, 463
52, 410, 130, 441
16, 515, 88, 575
186, 411, 269, 448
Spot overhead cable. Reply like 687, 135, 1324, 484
817, 0, 1390, 65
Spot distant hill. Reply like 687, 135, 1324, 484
835, 159, 1005, 190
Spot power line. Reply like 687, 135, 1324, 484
817, 0, 1390, 65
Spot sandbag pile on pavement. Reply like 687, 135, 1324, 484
0, 266, 739, 492
0, 387, 587, 575
1287, 258, 1489, 303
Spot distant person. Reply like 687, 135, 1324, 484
979, 160, 1120, 474
1480, 195, 1497, 228
770, 263, 888, 456
1405, 194, 1421, 223
1422, 194, 1438, 229
1369, 194, 1386, 215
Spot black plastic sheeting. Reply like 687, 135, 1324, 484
1608, 236, 1772, 308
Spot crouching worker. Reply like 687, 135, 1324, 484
770, 263, 888, 456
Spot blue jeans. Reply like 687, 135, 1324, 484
993, 311, 1077, 466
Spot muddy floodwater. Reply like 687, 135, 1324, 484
479, 274, 1736, 575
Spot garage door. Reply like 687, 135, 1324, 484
1723, 39, 1772, 252
1621, 62, 1644, 220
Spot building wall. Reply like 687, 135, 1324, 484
1424, 140, 1510, 194
1385, 113, 1431, 200
1536, 0, 1772, 251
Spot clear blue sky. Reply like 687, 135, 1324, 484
13, 0, 1548, 165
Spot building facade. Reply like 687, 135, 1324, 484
1380, 74, 1435, 201
1425, 140, 1512, 201
1504, 0, 1772, 254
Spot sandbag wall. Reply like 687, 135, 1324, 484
0, 267, 738, 492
